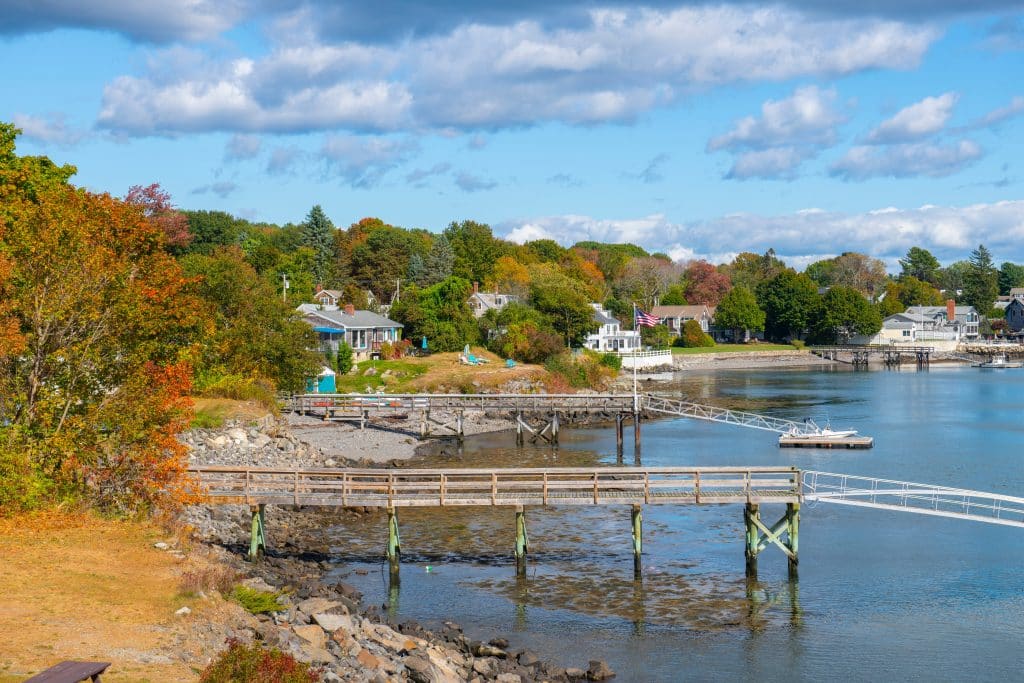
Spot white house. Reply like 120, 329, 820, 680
854, 300, 979, 349
650, 305, 714, 334
583, 304, 641, 353
466, 282, 520, 319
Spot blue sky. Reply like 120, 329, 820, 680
2, 1, 1023, 269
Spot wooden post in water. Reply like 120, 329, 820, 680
249, 504, 266, 562
787, 502, 800, 577
456, 410, 464, 442
744, 503, 759, 577
514, 505, 528, 576
551, 412, 559, 445
633, 411, 642, 461
516, 413, 524, 446
631, 504, 643, 577
386, 507, 401, 581
616, 413, 624, 461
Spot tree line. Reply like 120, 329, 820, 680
0, 119, 1017, 514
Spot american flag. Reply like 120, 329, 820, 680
634, 307, 659, 328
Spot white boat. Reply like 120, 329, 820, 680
782, 420, 858, 440
973, 354, 1023, 369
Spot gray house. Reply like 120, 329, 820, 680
298, 303, 403, 360
1007, 299, 1024, 332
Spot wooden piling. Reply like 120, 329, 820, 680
515, 413, 524, 446
386, 507, 401, 577
514, 505, 528, 576
551, 412, 559, 445
787, 502, 799, 576
744, 503, 759, 577
631, 505, 642, 577
249, 504, 266, 562
616, 413, 624, 459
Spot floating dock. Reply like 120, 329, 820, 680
779, 435, 874, 449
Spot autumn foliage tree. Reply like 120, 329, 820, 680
0, 123, 204, 514
126, 183, 192, 250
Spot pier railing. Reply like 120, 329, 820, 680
803, 471, 1024, 529
642, 394, 815, 435
288, 393, 637, 415
189, 466, 802, 508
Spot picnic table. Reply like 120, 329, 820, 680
25, 661, 111, 682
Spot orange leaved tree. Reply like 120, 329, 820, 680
0, 123, 206, 514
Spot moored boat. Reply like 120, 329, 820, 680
972, 354, 1023, 369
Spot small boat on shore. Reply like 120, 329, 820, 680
972, 354, 1023, 369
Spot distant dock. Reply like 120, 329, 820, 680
779, 435, 874, 449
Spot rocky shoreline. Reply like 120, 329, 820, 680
183, 415, 615, 682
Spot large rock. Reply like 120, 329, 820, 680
472, 643, 508, 658
472, 658, 499, 677
313, 612, 354, 633
495, 674, 522, 683
587, 660, 615, 680
363, 621, 423, 653
296, 597, 341, 617
292, 624, 327, 648
226, 427, 248, 443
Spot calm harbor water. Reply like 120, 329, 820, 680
327, 365, 1024, 682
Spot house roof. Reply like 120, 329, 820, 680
994, 301, 1011, 310
314, 289, 343, 299
650, 305, 711, 318
906, 305, 977, 316
301, 306, 403, 330
469, 292, 519, 309
1010, 288, 1024, 295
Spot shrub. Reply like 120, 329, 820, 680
190, 409, 225, 429
544, 351, 617, 389
229, 585, 283, 614
200, 638, 321, 683
680, 320, 715, 348
599, 353, 623, 370
790, 339, 806, 350
197, 373, 278, 412
179, 565, 240, 597
336, 342, 354, 374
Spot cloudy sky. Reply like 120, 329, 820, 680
2, 0, 1023, 268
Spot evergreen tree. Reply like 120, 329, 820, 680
962, 244, 998, 315
899, 247, 941, 284
998, 261, 1024, 295
300, 205, 335, 286
424, 234, 454, 285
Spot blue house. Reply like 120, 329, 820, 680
297, 303, 404, 360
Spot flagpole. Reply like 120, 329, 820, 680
632, 303, 638, 412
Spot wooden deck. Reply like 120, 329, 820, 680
189, 466, 802, 508
288, 392, 638, 416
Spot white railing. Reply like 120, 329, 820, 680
642, 394, 815, 435
619, 349, 674, 369
803, 471, 1024, 528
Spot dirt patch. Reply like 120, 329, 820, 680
403, 350, 549, 392
0, 512, 250, 682
192, 397, 274, 423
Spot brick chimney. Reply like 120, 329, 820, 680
946, 299, 955, 322
344, 303, 355, 316
315, 283, 323, 293
472, 281, 479, 294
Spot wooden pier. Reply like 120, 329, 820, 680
288, 392, 868, 449
811, 345, 935, 369
189, 465, 801, 577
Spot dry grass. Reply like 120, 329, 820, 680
402, 349, 552, 393
0, 511, 240, 682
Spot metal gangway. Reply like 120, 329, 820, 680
642, 394, 818, 435
802, 471, 1024, 529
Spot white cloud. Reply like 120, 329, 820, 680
499, 201, 1024, 266
865, 92, 959, 144
726, 147, 816, 180
225, 134, 261, 161
708, 86, 844, 151
975, 95, 1024, 128
97, 7, 935, 136
454, 171, 498, 192
191, 181, 238, 198
318, 135, 417, 188
11, 113, 88, 146
1, 0, 244, 43
830, 139, 982, 180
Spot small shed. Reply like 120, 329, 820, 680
306, 366, 337, 394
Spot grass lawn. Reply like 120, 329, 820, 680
671, 343, 802, 355
334, 358, 430, 393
